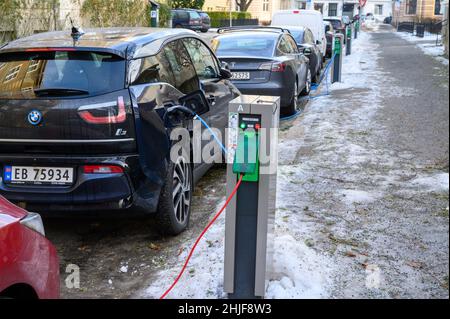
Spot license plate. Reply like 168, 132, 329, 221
4, 166, 74, 186
231, 72, 250, 80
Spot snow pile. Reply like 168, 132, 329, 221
266, 235, 333, 299
410, 173, 450, 192
396, 32, 448, 65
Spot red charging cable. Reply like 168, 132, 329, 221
160, 174, 244, 299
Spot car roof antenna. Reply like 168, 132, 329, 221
70, 18, 85, 44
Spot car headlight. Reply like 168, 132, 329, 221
20, 212, 45, 236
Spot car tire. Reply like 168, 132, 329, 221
312, 67, 319, 84
285, 81, 299, 115
201, 29, 208, 33
156, 151, 192, 236
301, 69, 312, 96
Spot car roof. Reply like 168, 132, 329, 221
215, 30, 281, 39
0, 27, 199, 59
274, 25, 307, 32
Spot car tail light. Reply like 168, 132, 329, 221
83, 165, 124, 174
78, 96, 126, 124
293, 10, 300, 14
259, 62, 286, 72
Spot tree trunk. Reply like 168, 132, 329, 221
235, 0, 253, 12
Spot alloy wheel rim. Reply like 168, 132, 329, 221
172, 157, 191, 224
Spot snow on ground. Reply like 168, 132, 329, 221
396, 32, 448, 65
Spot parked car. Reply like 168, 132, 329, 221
197, 10, 211, 33
272, 10, 327, 59
0, 28, 238, 235
383, 16, 392, 24
323, 17, 346, 34
212, 27, 311, 115
278, 26, 323, 83
0, 196, 59, 299
171, 9, 202, 31
323, 21, 335, 59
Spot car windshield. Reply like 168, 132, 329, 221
213, 34, 276, 57
0, 51, 125, 99
289, 30, 304, 44
326, 19, 342, 29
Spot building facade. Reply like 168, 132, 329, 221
202, 0, 292, 23
203, 0, 393, 23
392, 0, 445, 23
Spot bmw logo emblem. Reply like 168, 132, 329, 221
28, 110, 43, 126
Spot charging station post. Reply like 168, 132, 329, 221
224, 95, 280, 299
354, 20, 359, 39
346, 25, 352, 56
331, 34, 344, 83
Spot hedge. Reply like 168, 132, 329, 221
207, 11, 252, 27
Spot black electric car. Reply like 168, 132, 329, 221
280, 26, 323, 83
212, 27, 311, 115
0, 27, 238, 235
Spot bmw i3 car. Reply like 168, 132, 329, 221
0, 28, 238, 235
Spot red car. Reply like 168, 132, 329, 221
0, 196, 59, 299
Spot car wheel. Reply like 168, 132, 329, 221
156, 152, 192, 236
286, 81, 299, 115
301, 69, 312, 96
311, 66, 319, 84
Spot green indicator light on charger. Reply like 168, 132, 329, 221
240, 123, 246, 129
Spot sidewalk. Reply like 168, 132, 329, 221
143, 29, 449, 299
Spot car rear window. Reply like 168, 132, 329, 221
0, 51, 125, 99
289, 30, 304, 44
326, 20, 342, 29
189, 11, 201, 19
213, 34, 276, 58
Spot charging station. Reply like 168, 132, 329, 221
224, 95, 280, 299
346, 25, 352, 56
332, 34, 344, 83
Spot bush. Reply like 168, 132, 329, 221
81, 0, 151, 27
159, 2, 172, 27
207, 11, 252, 28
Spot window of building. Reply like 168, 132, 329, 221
295, 1, 306, 9
4, 65, 22, 83
263, 0, 269, 12
314, 3, 324, 14
374, 4, 383, 15
435, 0, 442, 15
328, 3, 338, 16
405, 0, 417, 15
27, 60, 40, 73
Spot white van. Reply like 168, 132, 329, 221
272, 10, 326, 58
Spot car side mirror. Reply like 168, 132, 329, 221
219, 61, 232, 79
316, 40, 322, 45
301, 47, 312, 55
179, 90, 210, 116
